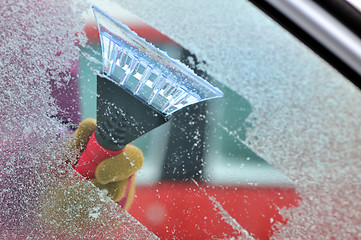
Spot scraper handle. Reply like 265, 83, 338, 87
74, 132, 124, 179
74, 75, 169, 179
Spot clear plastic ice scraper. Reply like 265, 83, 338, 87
92, 6, 223, 116
74, 6, 223, 178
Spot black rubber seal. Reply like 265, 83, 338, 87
249, 0, 361, 89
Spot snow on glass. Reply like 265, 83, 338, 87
0, 1, 156, 239
116, 0, 361, 239
2, 0, 361, 239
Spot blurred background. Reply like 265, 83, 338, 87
59, 3, 297, 239
3, 0, 361, 239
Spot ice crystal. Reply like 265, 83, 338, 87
0, 1, 157, 239
116, 0, 361, 238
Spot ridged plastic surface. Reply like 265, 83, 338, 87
93, 6, 223, 116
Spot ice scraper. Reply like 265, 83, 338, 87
74, 6, 223, 179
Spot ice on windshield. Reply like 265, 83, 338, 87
0, 1, 156, 239
2, 0, 361, 239
116, 0, 361, 239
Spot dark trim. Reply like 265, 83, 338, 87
313, 0, 361, 39
249, 0, 361, 89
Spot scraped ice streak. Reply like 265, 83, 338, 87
115, 0, 361, 238
93, 6, 223, 116
192, 180, 255, 240
0, 1, 157, 239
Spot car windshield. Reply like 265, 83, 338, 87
1, 0, 361, 239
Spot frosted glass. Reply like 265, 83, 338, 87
116, 0, 361, 238
0, 1, 157, 239
2, 0, 361, 238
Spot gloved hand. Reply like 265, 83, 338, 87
70, 118, 144, 210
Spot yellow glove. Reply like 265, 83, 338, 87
71, 118, 144, 210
